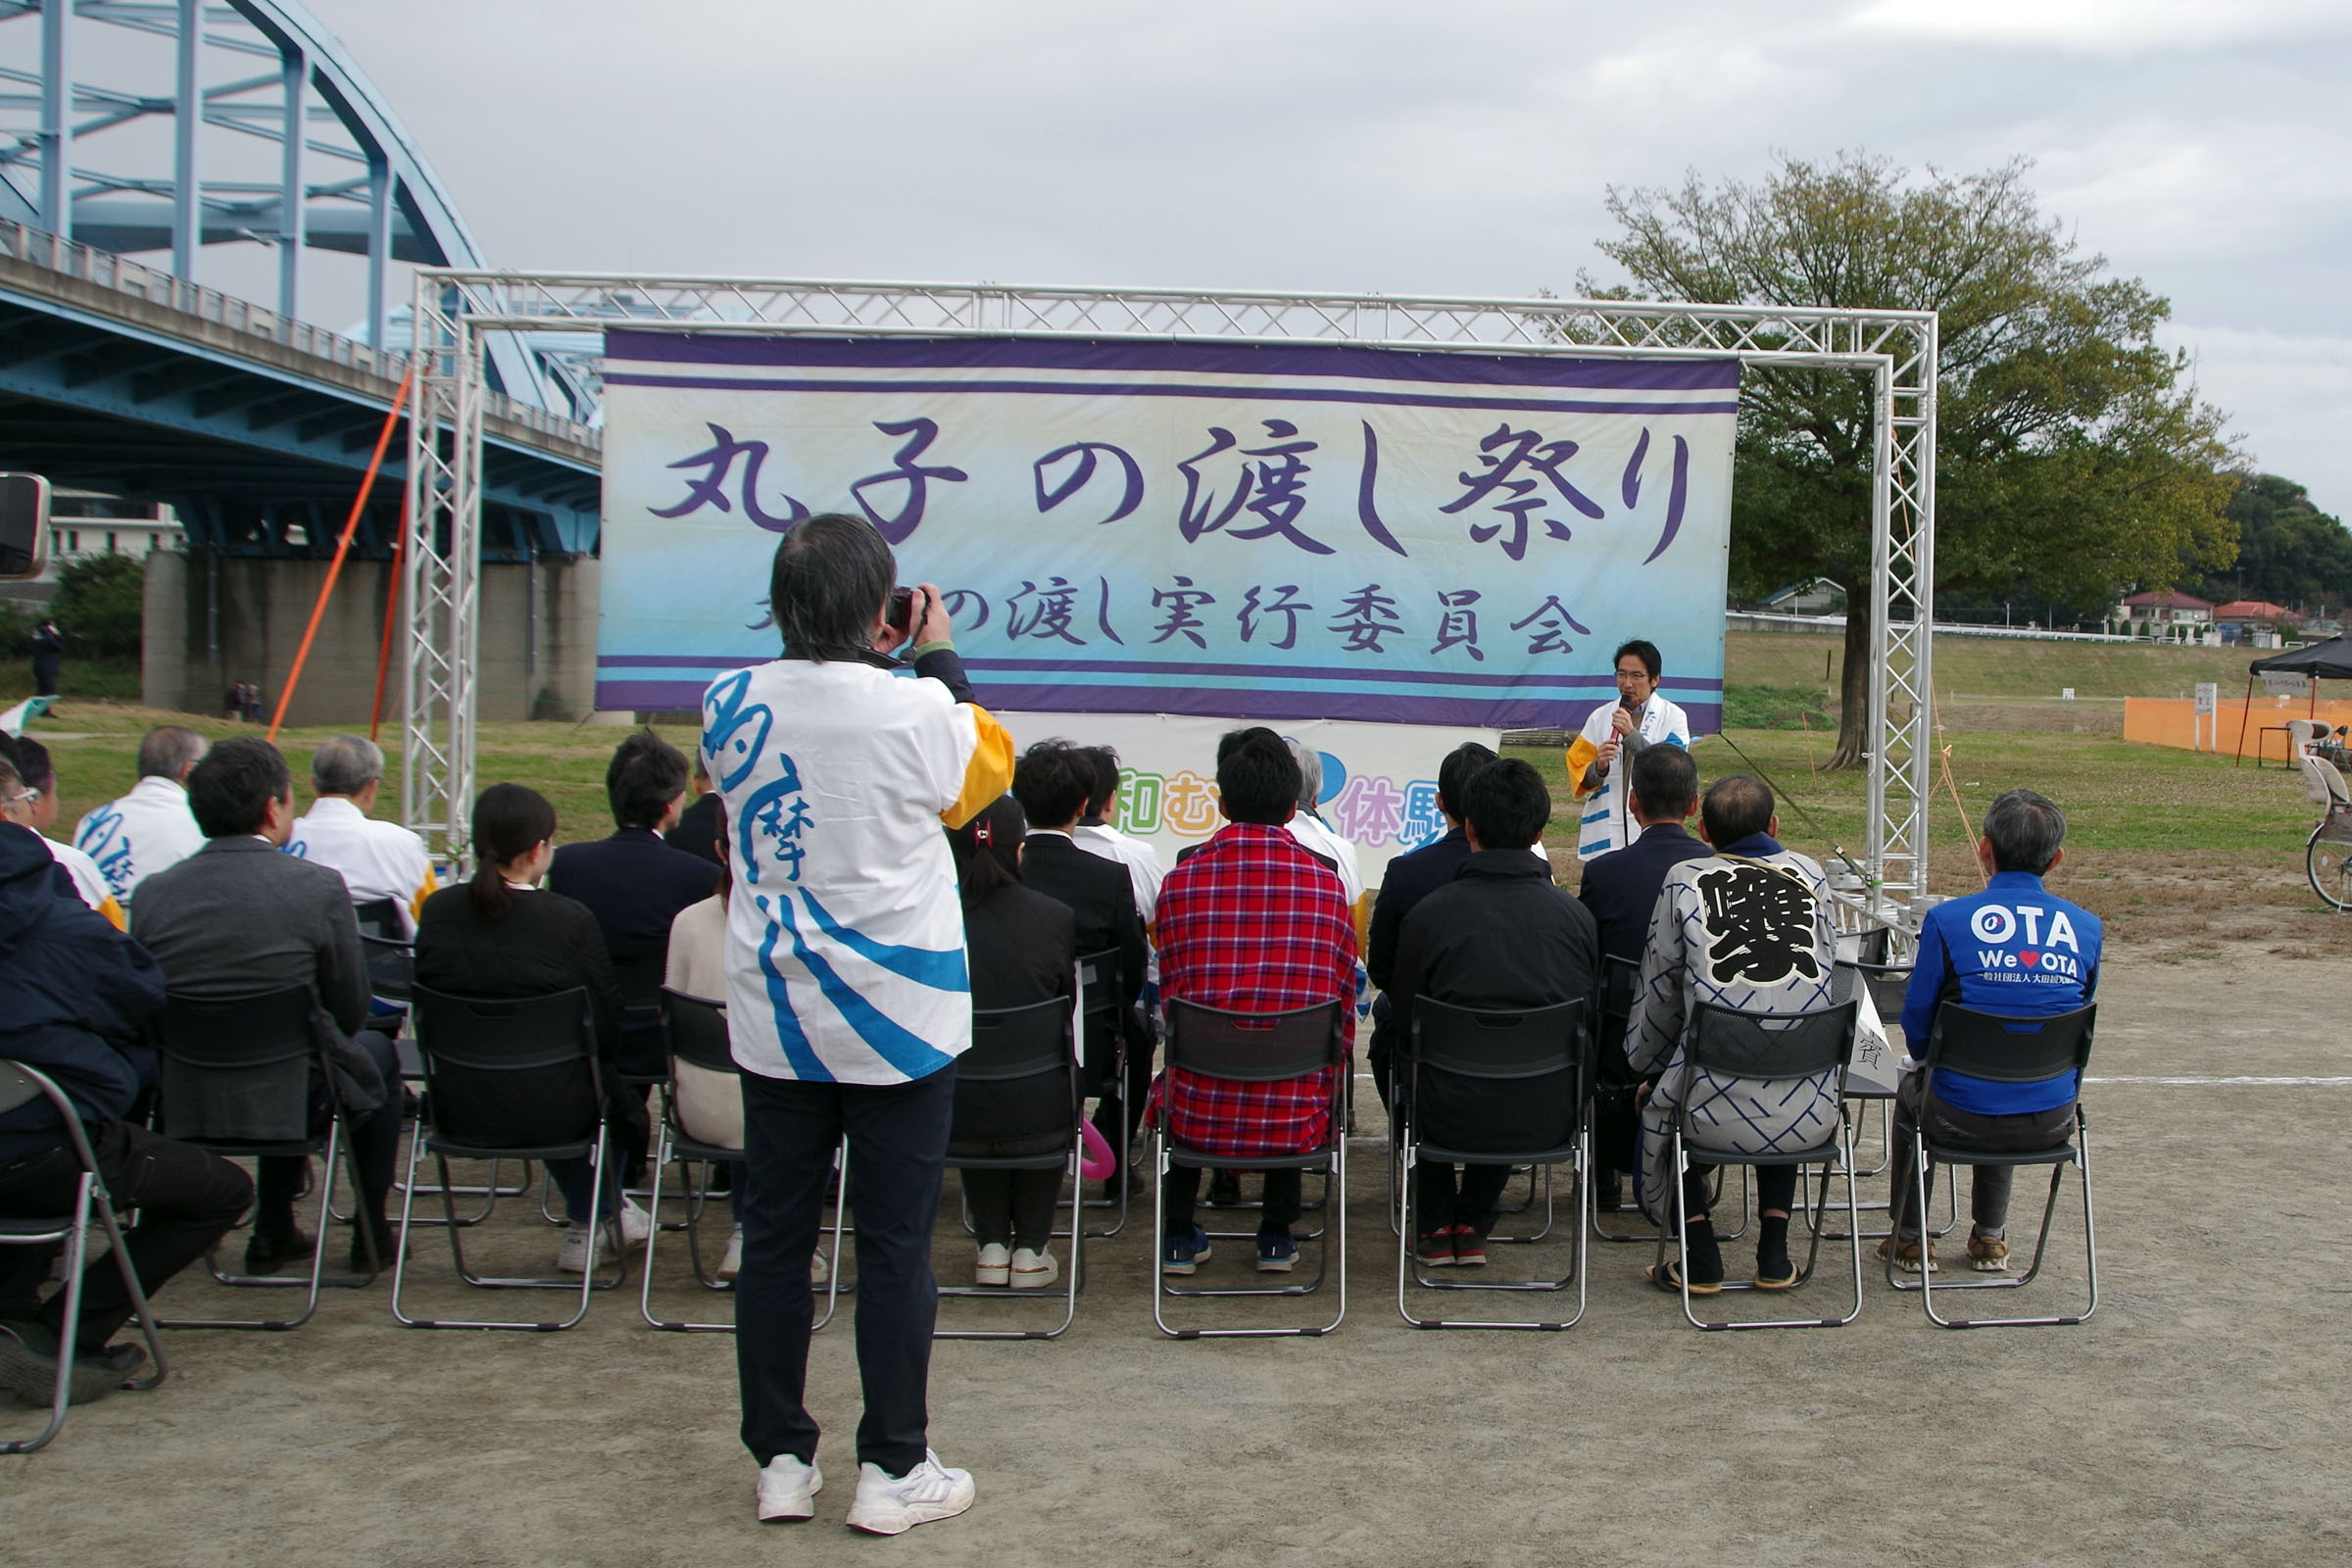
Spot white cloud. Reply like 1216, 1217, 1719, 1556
2163, 323, 2352, 518
264, 0, 2352, 506
1849, 0, 2352, 51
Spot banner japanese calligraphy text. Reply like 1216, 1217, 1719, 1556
997, 710, 1507, 884
596, 334, 1738, 732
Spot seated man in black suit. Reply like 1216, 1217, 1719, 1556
1388, 759, 1598, 1265
1575, 744, 1707, 1208
131, 737, 403, 1272
1363, 742, 1496, 1110
1009, 740, 1148, 1192
549, 730, 719, 1079
664, 751, 723, 868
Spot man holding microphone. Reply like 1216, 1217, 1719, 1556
1566, 640, 1691, 864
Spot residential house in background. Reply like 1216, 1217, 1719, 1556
2116, 589, 2217, 643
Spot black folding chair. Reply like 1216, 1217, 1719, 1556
938, 994, 1085, 1340
0, 1060, 169, 1453
609, 952, 670, 1087
1806, 960, 1956, 1240
350, 898, 529, 1229
154, 986, 380, 1330
1661, 1001, 1863, 1332
1896, 1003, 2098, 1329
393, 986, 618, 1331
640, 989, 845, 1333
1073, 949, 1134, 1239
1152, 999, 1348, 1339
350, 897, 416, 1007
1588, 953, 1658, 1247
1396, 999, 1590, 1331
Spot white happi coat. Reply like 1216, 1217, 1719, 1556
1623, 843, 1840, 1224
73, 774, 204, 908
288, 797, 439, 936
702, 658, 1012, 1087
1570, 694, 1691, 862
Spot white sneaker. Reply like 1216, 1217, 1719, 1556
845, 1449, 975, 1536
556, 1223, 596, 1273
974, 1243, 1011, 1287
556, 1201, 656, 1273
755, 1453, 822, 1524
810, 1246, 830, 1287
1008, 1247, 1057, 1289
718, 1225, 745, 1282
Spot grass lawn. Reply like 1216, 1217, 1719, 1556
0, 654, 143, 704
1724, 628, 2268, 703
15, 632, 2336, 955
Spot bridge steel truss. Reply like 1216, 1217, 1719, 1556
406, 272, 1938, 919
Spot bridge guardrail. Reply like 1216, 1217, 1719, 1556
0, 219, 599, 454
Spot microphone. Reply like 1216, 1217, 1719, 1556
1620, 694, 1639, 710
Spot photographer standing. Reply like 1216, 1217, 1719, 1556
708, 513, 1012, 1537
30, 617, 62, 698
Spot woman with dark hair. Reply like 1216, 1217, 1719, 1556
413, 783, 645, 1274
946, 794, 1077, 1288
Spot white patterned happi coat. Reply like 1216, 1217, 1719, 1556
1624, 845, 1840, 1224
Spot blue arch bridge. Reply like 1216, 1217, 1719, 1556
0, 0, 605, 721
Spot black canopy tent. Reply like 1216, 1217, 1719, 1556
2235, 636, 2352, 762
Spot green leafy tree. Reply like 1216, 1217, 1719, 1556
1586, 152, 2239, 765
2200, 474, 2352, 612
49, 551, 146, 659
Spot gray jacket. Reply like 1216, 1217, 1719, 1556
131, 836, 386, 1135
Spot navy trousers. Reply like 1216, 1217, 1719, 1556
736, 1062, 955, 1479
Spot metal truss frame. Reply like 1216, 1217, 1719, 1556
405, 272, 1937, 917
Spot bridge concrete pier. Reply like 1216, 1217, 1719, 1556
143, 550, 599, 728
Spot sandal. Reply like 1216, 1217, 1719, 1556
1752, 1261, 1798, 1292
1645, 1259, 1723, 1297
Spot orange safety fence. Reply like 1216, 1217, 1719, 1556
2124, 696, 2352, 758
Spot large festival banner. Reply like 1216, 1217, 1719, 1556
597, 333, 1740, 873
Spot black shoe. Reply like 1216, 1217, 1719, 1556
1205, 1171, 1242, 1207
0, 1319, 121, 1405
77, 1339, 149, 1380
1680, 1219, 1725, 1288
348, 1226, 401, 1272
244, 1227, 318, 1276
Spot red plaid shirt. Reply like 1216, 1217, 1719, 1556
1152, 822, 1357, 1157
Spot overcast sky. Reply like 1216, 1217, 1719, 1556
301, 0, 2352, 518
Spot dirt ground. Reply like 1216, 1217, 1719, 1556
9, 892, 2352, 1565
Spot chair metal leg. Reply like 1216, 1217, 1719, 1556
812, 1137, 848, 1334
0, 1179, 89, 1453
166, 1123, 371, 1331
1591, 1154, 1663, 1248
1155, 1136, 1346, 1339
1670, 1128, 1863, 1332
1397, 1134, 1588, 1332
1911, 1121, 2098, 1329
641, 1129, 738, 1333
1080, 1041, 1132, 1238
394, 1130, 617, 1331
392, 1142, 525, 1228
1197, 1168, 1328, 1243
936, 1146, 1085, 1341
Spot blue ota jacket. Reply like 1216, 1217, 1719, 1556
1899, 870, 2100, 1115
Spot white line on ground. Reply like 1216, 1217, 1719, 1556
2085, 1075, 2352, 1087
1350, 1071, 2352, 1088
